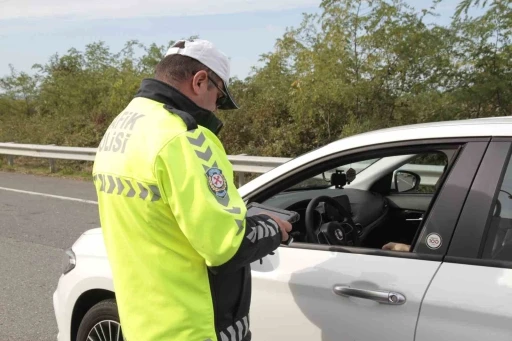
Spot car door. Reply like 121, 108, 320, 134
416, 140, 512, 341
246, 140, 488, 341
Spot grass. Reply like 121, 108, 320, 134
0, 156, 94, 181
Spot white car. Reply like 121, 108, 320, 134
54, 117, 512, 341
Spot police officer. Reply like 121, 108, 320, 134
92, 39, 292, 341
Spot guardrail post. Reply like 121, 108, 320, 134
236, 154, 247, 187
49, 159, 56, 173
47, 144, 57, 173
238, 172, 246, 187
7, 156, 14, 166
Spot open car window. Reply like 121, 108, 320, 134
391, 152, 449, 194
259, 144, 460, 254
284, 151, 450, 194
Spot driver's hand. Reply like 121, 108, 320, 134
266, 214, 293, 242
382, 242, 410, 252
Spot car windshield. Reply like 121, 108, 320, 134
287, 158, 380, 190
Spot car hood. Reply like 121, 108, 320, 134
72, 227, 108, 258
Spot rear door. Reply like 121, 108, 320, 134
416, 140, 512, 341
247, 141, 488, 341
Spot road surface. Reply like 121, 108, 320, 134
0, 171, 99, 341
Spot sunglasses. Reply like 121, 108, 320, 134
207, 75, 228, 108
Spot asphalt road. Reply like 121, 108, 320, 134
0, 171, 99, 341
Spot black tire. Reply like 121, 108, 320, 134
76, 299, 124, 341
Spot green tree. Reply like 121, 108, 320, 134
451, 0, 512, 117
1, 1, 511, 160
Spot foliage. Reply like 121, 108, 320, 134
1, 0, 511, 158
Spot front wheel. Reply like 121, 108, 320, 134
76, 299, 125, 341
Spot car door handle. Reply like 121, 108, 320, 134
333, 285, 406, 305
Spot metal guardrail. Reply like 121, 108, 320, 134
0, 142, 289, 165
0, 143, 97, 173
0, 143, 97, 161
0, 142, 292, 185
0, 142, 443, 186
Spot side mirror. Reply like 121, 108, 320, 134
394, 170, 421, 193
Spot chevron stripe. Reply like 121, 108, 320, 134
186, 129, 241, 233
195, 146, 212, 162
216, 194, 230, 207
126, 180, 136, 197
187, 132, 206, 147
225, 207, 241, 214
236, 321, 244, 341
217, 316, 249, 341
93, 173, 162, 203
99, 174, 106, 192
245, 220, 278, 243
116, 177, 125, 195
246, 226, 257, 243
107, 175, 116, 194
227, 326, 236, 341
148, 185, 161, 202
138, 182, 149, 200
235, 219, 244, 235
243, 316, 249, 330
260, 220, 277, 236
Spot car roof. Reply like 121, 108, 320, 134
348, 116, 512, 136
239, 116, 512, 197
327, 116, 512, 151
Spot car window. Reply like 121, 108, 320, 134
259, 145, 459, 255
288, 158, 380, 190
482, 155, 512, 261
287, 151, 449, 193
392, 152, 448, 194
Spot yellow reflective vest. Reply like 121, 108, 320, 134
92, 79, 282, 341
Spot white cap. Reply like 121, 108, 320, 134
165, 39, 239, 110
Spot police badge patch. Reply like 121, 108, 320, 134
206, 167, 228, 198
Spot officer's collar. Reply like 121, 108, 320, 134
134, 78, 224, 135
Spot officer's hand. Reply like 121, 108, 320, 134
267, 215, 293, 242
382, 242, 410, 252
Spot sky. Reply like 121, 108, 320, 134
0, 0, 483, 80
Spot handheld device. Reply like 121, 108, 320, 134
246, 202, 299, 246
246, 202, 300, 224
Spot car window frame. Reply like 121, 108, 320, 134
411, 141, 489, 255
446, 139, 512, 269
245, 137, 490, 261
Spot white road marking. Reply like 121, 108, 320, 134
0, 186, 98, 205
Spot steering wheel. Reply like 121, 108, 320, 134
305, 196, 361, 246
